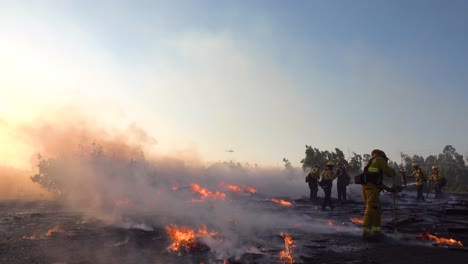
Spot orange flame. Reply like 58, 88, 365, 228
219, 182, 257, 194
418, 233, 463, 247
349, 217, 363, 225
244, 186, 256, 194
166, 224, 217, 252
166, 225, 196, 252
197, 225, 218, 237
279, 232, 295, 263
47, 227, 65, 236
224, 184, 242, 192
270, 198, 292, 206
190, 183, 226, 200
22, 226, 66, 240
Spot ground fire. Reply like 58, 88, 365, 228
418, 233, 464, 247
279, 232, 295, 264
270, 198, 293, 206
22, 226, 66, 240
166, 224, 217, 253
47, 227, 66, 237
219, 182, 257, 194
350, 217, 364, 225
190, 183, 226, 200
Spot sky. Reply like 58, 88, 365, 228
1, 0, 468, 169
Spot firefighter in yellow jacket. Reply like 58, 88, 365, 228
410, 163, 427, 201
361, 149, 395, 240
319, 161, 337, 211
429, 165, 446, 199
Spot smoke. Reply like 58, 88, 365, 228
0, 166, 51, 200
2, 109, 361, 260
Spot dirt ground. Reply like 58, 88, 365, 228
1, 190, 467, 264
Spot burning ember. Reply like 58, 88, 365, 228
279, 232, 295, 264
22, 226, 67, 240
418, 233, 463, 247
270, 198, 292, 206
166, 224, 217, 252
22, 235, 38, 240
190, 183, 226, 200
349, 217, 363, 225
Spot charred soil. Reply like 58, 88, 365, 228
1, 191, 467, 264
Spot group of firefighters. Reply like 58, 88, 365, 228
305, 149, 448, 241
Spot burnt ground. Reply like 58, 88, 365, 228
1, 190, 468, 264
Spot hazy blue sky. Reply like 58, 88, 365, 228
1, 0, 467, 167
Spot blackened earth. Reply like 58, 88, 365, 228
1, 190, 467, 264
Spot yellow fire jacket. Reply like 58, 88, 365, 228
410, 169, 427, 185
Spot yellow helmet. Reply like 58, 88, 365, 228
326, 161, 335, 166
371, 149, 385, 157
412, 163, 419, 167
432, 165, 438, 170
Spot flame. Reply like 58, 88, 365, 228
418, 233, 463, 247
349, 217, 363, 225
166, 225, 196, 252
219, 182, 256, 194
47, 227, 65, 236
244, 186, 256, 194
218, 182, 242, 192
279, 232, 295, 264
115, 198, 132, 207
190, 183, 225, 200
22, 226, 66, 240
197, 225, 217, 237
270, 198, 292, 206
327, 220, 334, 226
166, 224, 217, 252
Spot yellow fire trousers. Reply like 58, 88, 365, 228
361, 183, 382, 238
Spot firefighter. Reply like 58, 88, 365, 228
305, 165, 320, 200
360, 149, 395, 240
336, 162, 350, 201
429, 165, 446, 199
410, 163, 427, 201
319, 161, 337, 211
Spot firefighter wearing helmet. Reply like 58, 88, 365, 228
336, 161, 350, 201
360, 149, 395, 241
305, 165, 320, 200
429, 165, 446, 198
319, 161, 337, 211
410, 162, 427, 201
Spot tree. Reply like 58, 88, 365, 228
30, 154, 65, 195
348, 152, 363, 175
282, 158, 293, 170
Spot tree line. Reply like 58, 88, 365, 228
299, 145, 468, 192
